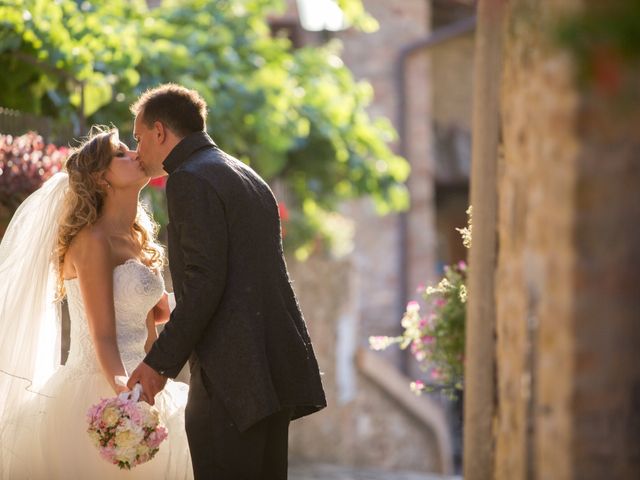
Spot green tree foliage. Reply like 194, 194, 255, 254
0, 0, 409, 256
0, 0, 142, 126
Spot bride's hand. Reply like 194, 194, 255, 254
114, 384, 130, 396
113, 375, 130, 396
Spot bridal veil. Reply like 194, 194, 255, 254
0, 172, 68, 468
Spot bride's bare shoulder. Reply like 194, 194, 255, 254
66, 225, 112, 268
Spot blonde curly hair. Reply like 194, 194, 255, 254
55, 126, 165, 299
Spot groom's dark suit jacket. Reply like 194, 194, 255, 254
144, 132, 326, 432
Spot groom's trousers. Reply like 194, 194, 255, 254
185, 365, 294, 480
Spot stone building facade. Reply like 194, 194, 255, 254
283, 0, 445, 471
280, 0, 475, 474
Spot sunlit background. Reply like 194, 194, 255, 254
2, 0, 639, 478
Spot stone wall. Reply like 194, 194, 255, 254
287, 255, 443, 472
282, 0, 457, 472
281, 0, 436, 363
570, 62, 640, 480
494, 0, 640, 478
497, 2, 580, 477
333, 0, 436, 356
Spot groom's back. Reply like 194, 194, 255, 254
167, 142, 326, 432
177, 146, 287, 290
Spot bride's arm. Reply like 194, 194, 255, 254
151, 292, 171, 325
144, 310, 158, 354
145, 291, 172, 352
73, 230, 128, 395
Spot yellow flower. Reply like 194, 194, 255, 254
136, 444, 150, 457
88, 429, 101, 446
459, 285, 468, 303
115, 427, 144, 449
101, 407, 120, 427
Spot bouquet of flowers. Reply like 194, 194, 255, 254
86, 383, 168, 470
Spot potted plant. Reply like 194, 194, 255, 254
370, 207, 472, 397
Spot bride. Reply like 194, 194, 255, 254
0, 127, 193, 479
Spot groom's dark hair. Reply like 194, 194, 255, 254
130, 83, 207, 137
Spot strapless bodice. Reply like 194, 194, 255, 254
63, 259, 164, 374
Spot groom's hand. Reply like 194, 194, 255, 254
127, 362, 167, 405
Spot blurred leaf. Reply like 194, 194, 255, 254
82, 75, 112, 117
1, 0, 409, 256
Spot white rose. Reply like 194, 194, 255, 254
114, 425, 144, 449
140, 405, 160, 426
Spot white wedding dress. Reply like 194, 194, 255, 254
2, 259, 193, 479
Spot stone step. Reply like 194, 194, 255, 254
289, 463, 462, 480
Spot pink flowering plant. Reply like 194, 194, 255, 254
0, 132, 66, 212
86, 385, 168, 470
370, 207, 472, 397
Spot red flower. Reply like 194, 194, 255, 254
278, 202, 289, 238
149, 176, 167, 189
278, 201, 289, 222
591, 44, 623, 96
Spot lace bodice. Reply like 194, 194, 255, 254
64, 259, 164, 374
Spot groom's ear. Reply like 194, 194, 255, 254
154, 121, 167, 144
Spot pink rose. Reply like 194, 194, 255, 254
100, 446, 117, 464
147, 427, 168, 449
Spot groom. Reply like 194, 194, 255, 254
127, 83, 326, 479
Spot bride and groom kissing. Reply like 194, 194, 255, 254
0, 83, 326, 479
